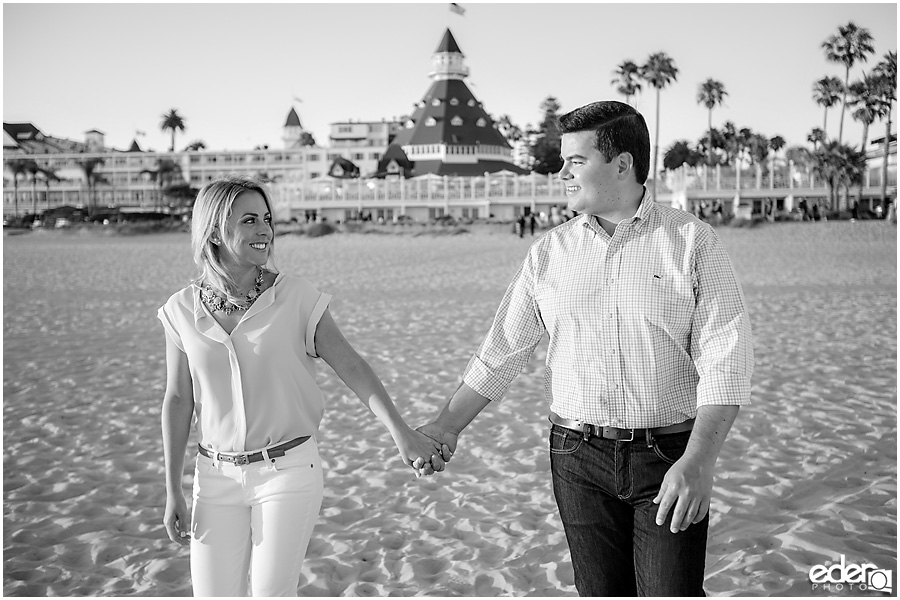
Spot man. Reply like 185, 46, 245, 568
417, 101, 753, 596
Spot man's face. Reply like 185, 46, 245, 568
559, 130, 622, 216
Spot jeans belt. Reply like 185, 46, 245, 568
549, 412, 694, 442
198, 435, 310, 465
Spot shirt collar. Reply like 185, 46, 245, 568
581, 187, 655, 234
191, 273, 282, 333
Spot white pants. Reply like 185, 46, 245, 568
190, 437, 324, 596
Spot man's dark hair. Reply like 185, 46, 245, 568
557, 101, 651, 184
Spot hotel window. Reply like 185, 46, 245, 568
451, 116, 463, 126
370, 153, 381, 160
327, 153, 341, 160
309, 154, 321, 161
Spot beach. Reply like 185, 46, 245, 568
3, 220, 897, 596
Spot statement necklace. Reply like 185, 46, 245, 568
201, 268, 265, 315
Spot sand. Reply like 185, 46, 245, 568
3, 220, 896, 596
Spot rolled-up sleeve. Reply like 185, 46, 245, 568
463, 251, 546, 402
690, 232, 754, 407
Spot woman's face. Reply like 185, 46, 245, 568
219, 190, 273, 271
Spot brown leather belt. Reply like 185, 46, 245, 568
549, 412, 693, 442
198, 435, 310, 465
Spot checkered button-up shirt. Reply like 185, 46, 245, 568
462, 190, 753, 428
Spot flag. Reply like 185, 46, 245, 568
293, 96, 303, 103
450, 3, 465, 15
135, 130, 146, 136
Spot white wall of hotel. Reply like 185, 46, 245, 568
3, 143, 896, 220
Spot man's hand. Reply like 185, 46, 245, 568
652, 454, 715, 533
414, 422, 458, 476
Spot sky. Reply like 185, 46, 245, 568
3, 2, 897, 156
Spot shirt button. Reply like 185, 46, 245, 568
607, 277, 615, 285
607, 313, 614, 319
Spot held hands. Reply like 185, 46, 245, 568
652, 454, 715, 533
413, 422, 459, 476
393, 425, 453, 478
163, 494, 191, 546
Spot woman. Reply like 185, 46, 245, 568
159, 175, 449, 596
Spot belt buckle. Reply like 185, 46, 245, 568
621, 429, 635, 442
233, 454, 250, 466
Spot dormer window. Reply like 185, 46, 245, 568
451, 116, 463, 126
467, 99, 476, 107
425, 117, 437, 126
405, 119, 415, 128
431, 98, 441, 107
450, 98, 459, 106
476, 118, 487, 127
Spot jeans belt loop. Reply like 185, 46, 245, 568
262, 447, 277, 470
581, 423, 592, 442
645, 428, 654, 448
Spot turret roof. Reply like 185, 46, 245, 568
391, 79, 509, 148
285, 107, 302, 127
436, 29, 463, 55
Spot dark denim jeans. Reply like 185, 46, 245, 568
549, 424, 708, 597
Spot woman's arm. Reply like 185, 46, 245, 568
314, 308, 450, 472
161, 334, 195, 546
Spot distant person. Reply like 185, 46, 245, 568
713, 198, 724, 224
529, 213, 537, 236
516, 213, 526, 238
158, 175, 450, 596
416, 100, 753, 596
812, 203, 821, 221
798, 198, 809, 221
851, 200, 860, 221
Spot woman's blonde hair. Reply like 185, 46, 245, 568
191, 175, 278, 304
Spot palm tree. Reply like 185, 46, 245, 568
640, 52, 679, 201
6, 158, 31, 218
821, 21, 875, 143
612, 60, 643, 107
141, 158, 181, 210
183, 139, 206, 152
78, 157, 105, 215
849, 72, 887, 152
872, 51, 897, 209
812, 76, 844, 140
160, 109, 187, 152
663, 140, 703, 171
38, 166, 59, 212
697, 79, 727, 167
24, 160, 42, 216
722, 121, 740, 166
813, 141, 867, 212
807, 127, 827, 150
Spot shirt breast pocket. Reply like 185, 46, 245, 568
642, 274, 694, 334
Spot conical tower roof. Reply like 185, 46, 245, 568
285, 107, 302, 127
436, 29, 463, 55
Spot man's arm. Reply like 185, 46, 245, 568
652, 404, 739, 533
